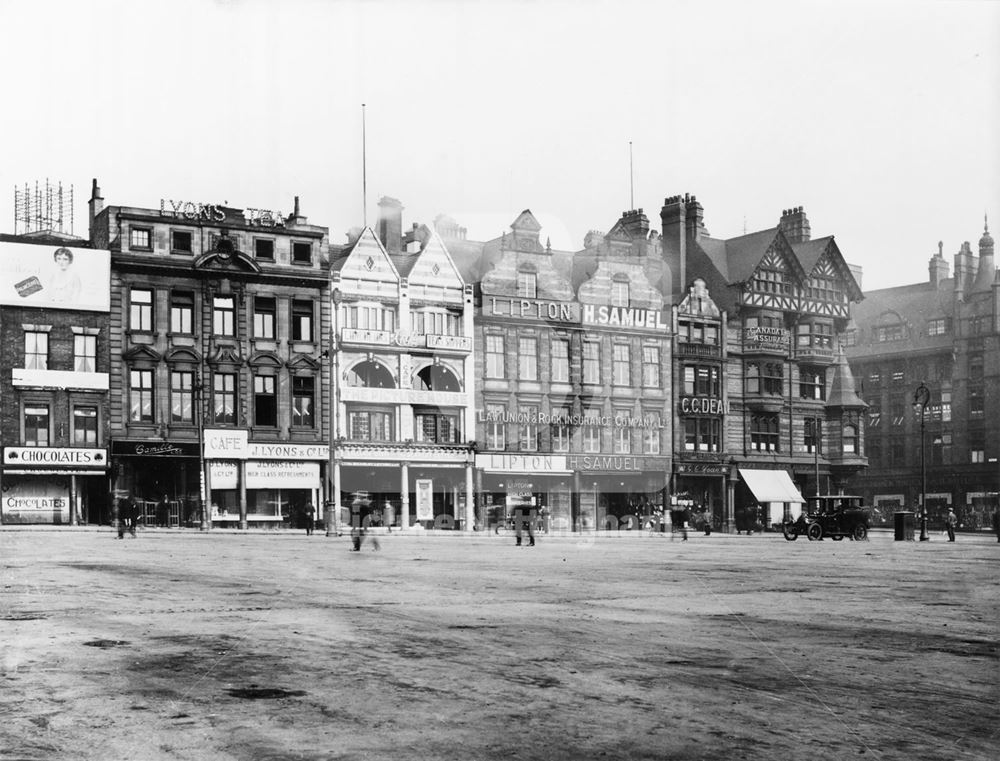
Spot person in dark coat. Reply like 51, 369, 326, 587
944, 508, 957, 542
156, 495, 170, 528
513, 507, 535, 547
303, 502, 316, 536
118, 498, 139, 539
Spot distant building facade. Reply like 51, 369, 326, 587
664, 197, 867, 530
328, 198, 476, 531
845, 223, 999, 529
0, 233, 111, 525
90, 182, 332, 530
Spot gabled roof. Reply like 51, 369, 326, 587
722, 228, 782, 284
510, 209, 542, 233
331, 227, 400, 282
406, 228, 465, 288
795, 236, 863, 302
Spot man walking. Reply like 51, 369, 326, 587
303, 502, 316, 536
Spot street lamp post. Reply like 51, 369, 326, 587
325, 288, 342, 537
913, 382, 930, 541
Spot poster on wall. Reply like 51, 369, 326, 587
415, 479, 434, 521
1, 477, 71, 524
0, 241, 111, 312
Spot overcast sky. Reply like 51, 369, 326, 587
2, 0, 997, 291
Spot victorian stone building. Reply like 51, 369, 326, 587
327, 198, 476, 531
845, 222, 999, 529
663, 196, 867, 530
89, 182, 332, 529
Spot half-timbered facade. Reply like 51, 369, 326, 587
663, 198, 866, 530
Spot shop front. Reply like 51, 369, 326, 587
203, 429, 327, 529
569, 456, 670, 531
2, 446, 108, 525
736, 467, 805, 531
336, 445, 476, 531
476, 453, 575, 532
673, 461, 730, 533
111, 439, 201, 527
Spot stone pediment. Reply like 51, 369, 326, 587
678, 278, 721, 318
248, 351, 283, 369
164, 347, 202, 364
122, 345, 162, 363
208, 345, 243, 366
193, 248, 261, 274
287, 354, 321, 372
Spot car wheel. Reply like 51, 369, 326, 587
852, 524, 868, 541
806, 522, 823, 541
783, 525, 798, 541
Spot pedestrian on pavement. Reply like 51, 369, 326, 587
118, 498, 139, 539
513, 507, 535, 547
945, 508, 957, 542
156, 494, 170, 528
304, 502, 316, 536
383, 501, 394, 533
350, 524, 364, 551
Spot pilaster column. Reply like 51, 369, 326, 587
400, 462, 410, 529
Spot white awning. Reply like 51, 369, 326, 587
738, 468, 805, 503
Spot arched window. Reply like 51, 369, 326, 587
346, 360, 395, 389
416, 365, 461, 392
842, 424, 858, 454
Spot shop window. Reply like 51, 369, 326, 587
255, 238, 275, 260
171, 231, 193, 254
485, 334, 505, 379
550, 407, 571, 452
415, 409, 460, 444
130, 289, 153, 332
583, 410, 601, 453
518, 337, 538, 381
24, 405, 50, 446
73, 406, 98, 445
583, 341, 600, 384
170, 371, 194, 423
643, 412, 661, 454
417, 365, 460, 392
519, 405, 539, 451
611, 278, 629, 308
24, 331, 49, 370
291, 300, 313, 341
254, 376, 277, 427
347, 360, 394, 389
348, 408, 393, 441
254, 297, 276, 339
684, 417, 720, 453
750, 414, 779, 452
213, 373, 236, 424
292, 377, 315, 427
292, 241, 312, 264
170, 291, 194, 334
612, 344, 630, 386
213, 296, 235, 337
129, 227, 152, 250
485, 403, 505, 450
551, 338, 569, 383
805, 418, 822, 454
799, 367, 826, 400
684, 365, 720, 396
129, 370, 154, 423
516, 270, 537, 299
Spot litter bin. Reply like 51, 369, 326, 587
894, 511, 915, 541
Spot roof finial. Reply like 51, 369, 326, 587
985, 211, 989, 234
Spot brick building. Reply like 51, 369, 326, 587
89, 182, 332, 530
845, 222, 999, 529
0, 233, 111, 525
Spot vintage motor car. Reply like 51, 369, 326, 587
782, 495, 870, 541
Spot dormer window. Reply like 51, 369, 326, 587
611, 277, 629, 308
516, 270, 537, 299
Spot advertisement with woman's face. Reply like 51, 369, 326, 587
0, 242, 110, 312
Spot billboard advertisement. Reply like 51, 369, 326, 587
1, 241, 110, 312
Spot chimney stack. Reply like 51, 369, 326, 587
779, 206, 811, 244
660, 194, 687, 298
953, 241, 978, 300
620, 208, 650, 239
929, 241, 950, 288
88, 178, 103, 243
377, 196, 403, 254
684, 195, 706, 241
